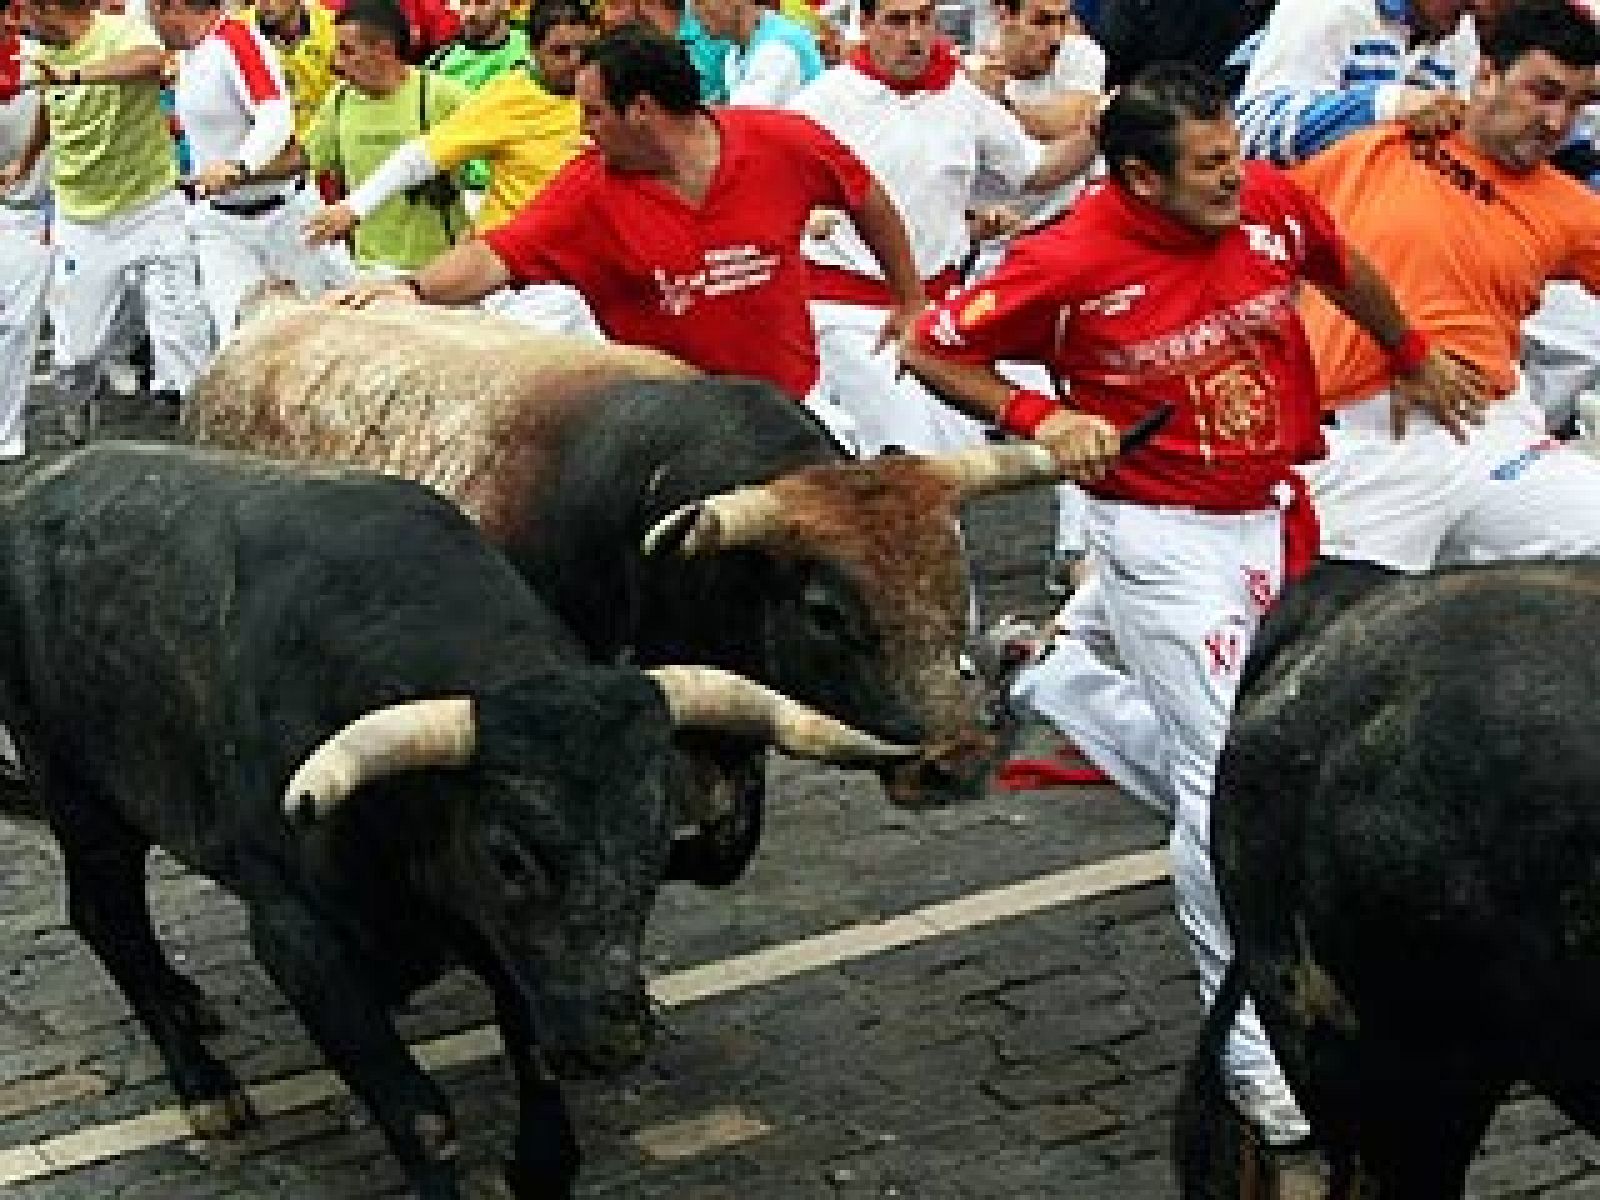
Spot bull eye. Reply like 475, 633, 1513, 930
802, 586, 855, 641
485, 828, 553, 899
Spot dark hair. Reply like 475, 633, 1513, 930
1099, 61, 1230, 185
1480, 0, 1600, 71
579, 23, 700, 114
335, 0, 412, 59
528, 0, 595, 46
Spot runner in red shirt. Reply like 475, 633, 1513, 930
901, 62, 1484, 1150
332, 23, 921, 401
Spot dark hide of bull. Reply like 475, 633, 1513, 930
1177, 557, 1600, 1197
495, 377, 965, 877
0, 443, 676, 1200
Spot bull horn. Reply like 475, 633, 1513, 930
924, 441, 1061, 498
640, 488, 786, 558
282, 697, 476, 823
647, 666, 918, 766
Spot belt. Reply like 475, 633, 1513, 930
211, 191, 289, 218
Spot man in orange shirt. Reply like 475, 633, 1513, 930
1292, 0, 1600, 572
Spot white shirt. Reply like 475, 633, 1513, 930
789, 64, 1041, 281
726, 39, 808, 107
174, 13, 294, 203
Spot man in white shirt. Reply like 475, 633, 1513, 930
789, 0, 1094, 457
150, 0, 351, 337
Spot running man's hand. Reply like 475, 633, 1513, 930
1391, 348, 1490, 443
1397, 89, 1467, 140
805, 207, 843, 239
324, 280, 417, 310
967, 205, 1024, 240
0, 159, 23, 191
191, 158, 245, 197
1031, 409, 1122, 483
304, 202, 358, 246
875, 299, 927, 353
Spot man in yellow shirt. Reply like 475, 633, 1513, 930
306, 0, 593, 239
244, 0, 336, 138
0, 0, 210, 437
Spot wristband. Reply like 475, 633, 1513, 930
401, 275, 427, 302
998, 388, 1065, 438
1388, 328, 1430, 376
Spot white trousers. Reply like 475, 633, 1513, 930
1010, 499, 1288, 1088
1303, 382, 1600, 572
808, 298, 987, 458
481, 282, 605, 340
0, 223, 52, 457
51, 190, 213, 402
186, 187, 355, 338
1521, 281, 1600, 434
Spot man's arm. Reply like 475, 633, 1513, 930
35, 46, 167, 85
1022, 126, 1097, 192
326, 238, 511, 308
1313, 245, 1491, 441
0, 98, 48, 185
1010, 91, 1099, 141
305, 139, 440, 244
846, 175, 926, 342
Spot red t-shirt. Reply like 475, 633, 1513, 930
913, 161, 1348, 511
484, 108, 872, 400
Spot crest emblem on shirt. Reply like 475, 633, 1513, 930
1194, 360, 1279, 454
959, 289, 997, 329
1242, 222, 1291, 265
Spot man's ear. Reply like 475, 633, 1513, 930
1121, 158, 1162, 204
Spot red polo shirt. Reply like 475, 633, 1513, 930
913, 161, 1348, 512
484, 107, 873, 399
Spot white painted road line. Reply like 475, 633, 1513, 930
0, 848, 1172, 1187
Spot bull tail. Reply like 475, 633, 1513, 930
1175, 961, 1250, 1198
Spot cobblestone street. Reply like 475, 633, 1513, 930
0, 380, 1595, 1198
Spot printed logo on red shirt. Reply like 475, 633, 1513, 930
652, 244, 782, 318
1242, 222, 1291, 265
1078, 283, 1146, 317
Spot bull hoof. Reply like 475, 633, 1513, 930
184, 1087, 259, 1137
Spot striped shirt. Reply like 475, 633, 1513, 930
1234, 0, 1478, 166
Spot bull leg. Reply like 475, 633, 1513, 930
249, 902, 462, 1199
485, 976, 580, 1199
52, 808, 249, 1134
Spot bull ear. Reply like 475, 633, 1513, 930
646, 665, 918, 766
640, 488, 787, 558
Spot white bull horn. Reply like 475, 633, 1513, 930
647, 666, 919, 766
924, 441, 1061, 498
640, 488, 786, 558
282, 697, 476, 823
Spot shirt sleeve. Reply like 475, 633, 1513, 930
214, 21, 293, 170
778, 111, 873, 211
1261, 164, 1350, 290
971, 84, 1044, 192
728, 40, 804, 107
421, 76, 518, 168
480, 163, 587, 285
1559, 188, 1600, 295
1051, 35, 1106, 93
1234, 0, 1398, 166
909, 231, 1073, 366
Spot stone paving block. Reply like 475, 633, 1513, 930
1468, 1141, 1589, 1196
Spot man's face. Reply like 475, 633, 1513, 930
864, 0, 934, 81
18, 0, 72, 45
1130, 113, 1244, 237
333, 22, 391, 92
576, 62, 656, 170
148, 0, 205, 50
533, 19, 595, 94
1473, 48, 1599, 173
997, 0, 1067, 80
457, 0, 508, 44
254, 0, 301, 31
694, 0, 739, 41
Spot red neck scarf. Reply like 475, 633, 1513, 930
848, 38, 959, 95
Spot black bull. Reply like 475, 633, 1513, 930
1178, 558, 1600, 1198
0, 443, 910, 1199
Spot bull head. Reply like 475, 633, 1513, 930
640, 442, 1060, 557
281, 668, 916, 820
